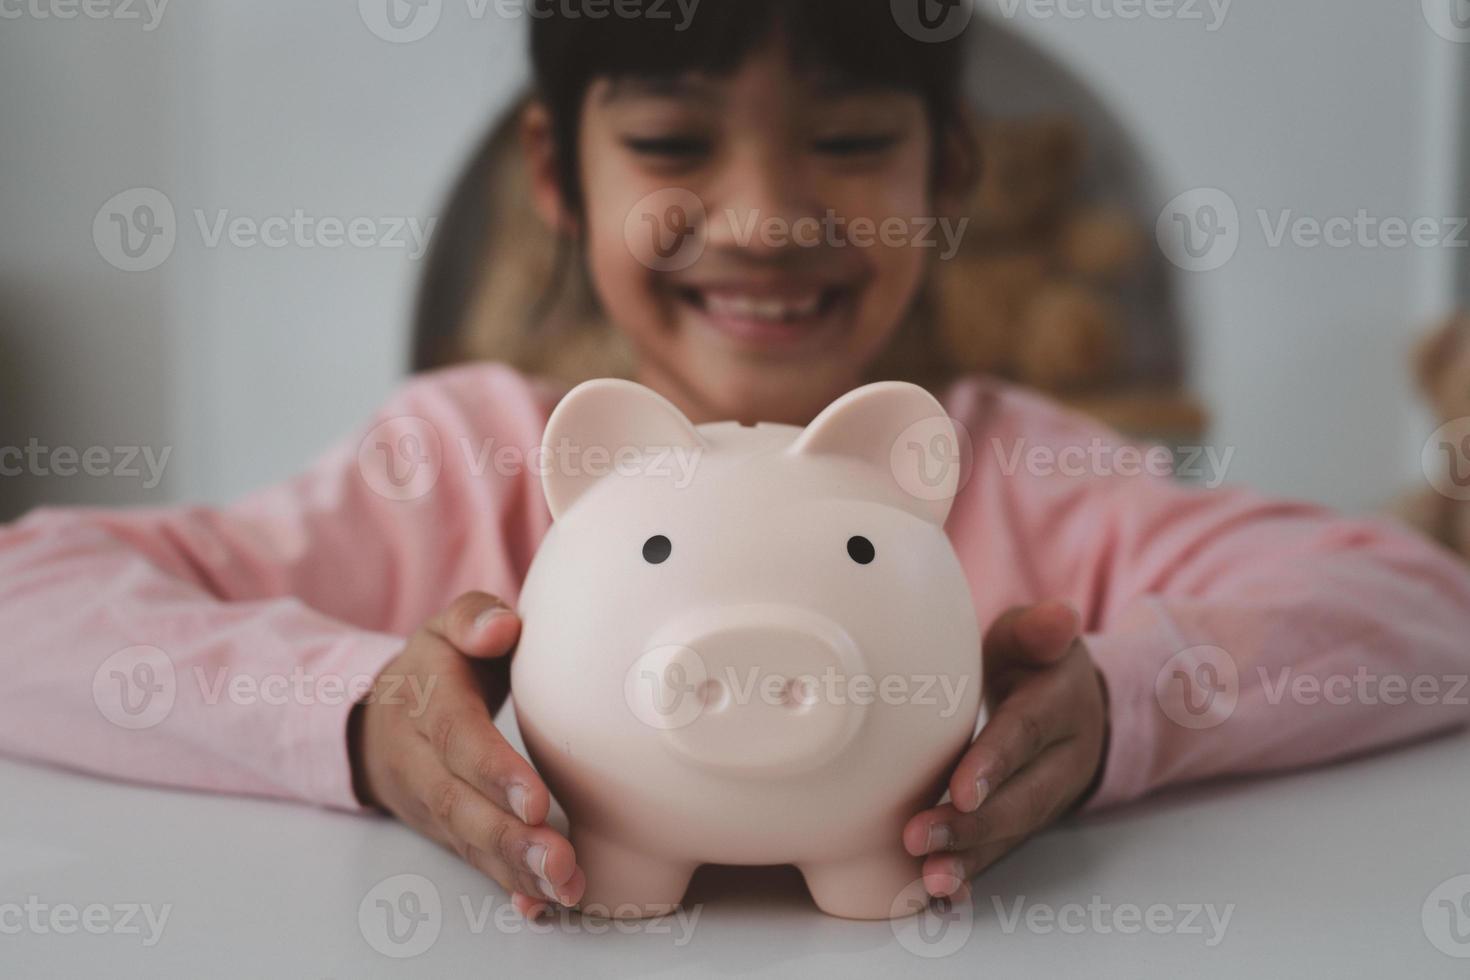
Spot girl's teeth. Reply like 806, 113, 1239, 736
704, 293, 824, 322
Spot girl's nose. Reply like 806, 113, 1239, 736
703, 150, 820, 257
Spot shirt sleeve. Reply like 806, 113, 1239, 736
0, 363, 555, 811
949, 381, 1470, 811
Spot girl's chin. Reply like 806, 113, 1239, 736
674, 353, 862, 426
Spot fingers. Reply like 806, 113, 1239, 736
909, 742, 1074, 853
397, 736, 584, 906
909, 745, 1079, 897
511, 891, 550, 921
947, 667, 1076, 812
921, 840, 1014, 900
984, 601, 1080, 673
410, 632, 552, 826
425, 591, 522, 660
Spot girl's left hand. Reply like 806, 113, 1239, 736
902, 600, 1109, 898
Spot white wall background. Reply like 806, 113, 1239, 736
0, 0, 1465, 519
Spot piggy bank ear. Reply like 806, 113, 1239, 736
541, 379, 705, 520
789, 382, 960, 526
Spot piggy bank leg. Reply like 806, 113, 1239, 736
571, 827, 697, 920
799, 850, 933, 920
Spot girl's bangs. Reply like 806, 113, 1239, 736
532, 0, 966, 97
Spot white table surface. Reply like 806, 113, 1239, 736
4, 717, 1469, 979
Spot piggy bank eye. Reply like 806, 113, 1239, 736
642, 534, 672, 564
846, 535, 875, 565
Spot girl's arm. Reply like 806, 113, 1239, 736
953, 381, 1470, 811
0, 363, 554, 810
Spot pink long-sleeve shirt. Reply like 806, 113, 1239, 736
3, 363, 1468, 812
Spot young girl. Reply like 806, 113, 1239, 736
4, 1, 1469, 923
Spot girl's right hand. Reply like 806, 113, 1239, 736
351, 591, 585, 918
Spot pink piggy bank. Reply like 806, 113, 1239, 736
512, 379, 982, 920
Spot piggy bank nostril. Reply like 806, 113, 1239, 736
781, 677, 819, 711
698, 678, 728, 711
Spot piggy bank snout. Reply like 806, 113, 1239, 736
625, 605, 868, 775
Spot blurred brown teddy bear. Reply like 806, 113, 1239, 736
1392, 312, 1470, 561
936, 116, 1144, 394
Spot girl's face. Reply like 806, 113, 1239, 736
530, 42, 939, 425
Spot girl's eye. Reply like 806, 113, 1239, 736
813, 134, 900, 157
643, 534, 672, 564
847, 535, 875, 565
622, 136, 711, 159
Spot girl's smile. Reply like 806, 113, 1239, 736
667, 274, 866, 355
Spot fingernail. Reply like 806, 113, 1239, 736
537, 876, 562, 903
925, 823, 953, 853
524, 843, 548, 878
474, 607, 512, 633
506, 782, 530, 823
969, 776, 990, 813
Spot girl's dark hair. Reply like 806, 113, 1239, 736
531, 0, 974, 217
